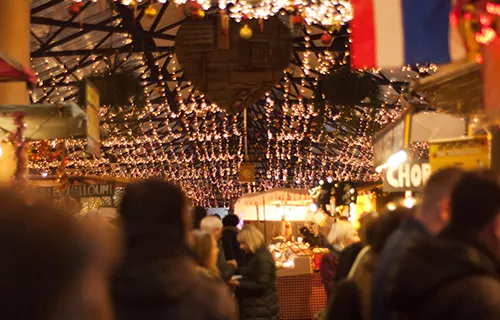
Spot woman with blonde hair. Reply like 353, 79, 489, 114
320, 221, 358, 302
232, 225, 279, 320
190, 230, 221, 279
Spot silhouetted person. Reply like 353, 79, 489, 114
222, 214, 244, 265
389, 170, 500, 319
111, 180, 236, 320
193, 206, 208, 229
0, 188, 117, 320
372, 168, 463, 320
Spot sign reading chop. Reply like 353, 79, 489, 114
383, 162, 431, 192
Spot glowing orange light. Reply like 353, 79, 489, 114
486, 2, 500, 15
476, 27, 498, 45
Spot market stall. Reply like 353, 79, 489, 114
235, 189, 329, 319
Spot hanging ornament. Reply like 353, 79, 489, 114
195, 9, 205, 19
67, 2, 83, 15
239, 24, 253, 40
292, 14, 302, 25
128, 0, 137, 7
184, 0, 201, 16
321, 32, 333, 45
145, 4, 158, 18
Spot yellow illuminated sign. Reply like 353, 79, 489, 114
429, 135, 490, 171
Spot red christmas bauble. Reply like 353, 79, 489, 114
292, 15, 302, 25
67, 3, 82, 15
321, 32, 332, 45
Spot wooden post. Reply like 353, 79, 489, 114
0, 0, 31, 183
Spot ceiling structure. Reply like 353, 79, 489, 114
28, 0, 431, 206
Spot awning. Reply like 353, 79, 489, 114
0, 53, 36, 84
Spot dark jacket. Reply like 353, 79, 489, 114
236, 246, 279, 320
222, 226, 244, 265
371, 217, 429, 320
326, 280, 363, 320
388, 227, 500, 320
307, 233, 329, 248
112, 255, 237, 320
218, 240, 237, 282
320, 247, 341, 302
335, 242, 363, 285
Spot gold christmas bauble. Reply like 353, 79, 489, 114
239, 24, 253, 40
145, 4, 157, 18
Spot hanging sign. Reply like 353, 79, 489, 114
429, 135, 490, 171
34, 184, 114, 198
383, 162, 431, 192
84, 79, 101, 157
373, 108, 412, 168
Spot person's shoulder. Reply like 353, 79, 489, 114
189, 275, 237, 320
431, 275, 500, 319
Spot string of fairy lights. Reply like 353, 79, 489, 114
28, 0, 430, 206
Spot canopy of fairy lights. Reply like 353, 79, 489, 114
28, 0, 432, 206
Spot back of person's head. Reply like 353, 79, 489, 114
327, 221, 358, 250
119, 180, 189, 251
450, 170, 500, 238
0, 188, 111, 320
193, 206, 208, 229
358, 211, 379, 246
200, 215, 223, 235
190, 230, 220, 277
237, 224, 265, 253
222, 213, 240, 227
371, 207, 411, 253
418, 167, 464, 233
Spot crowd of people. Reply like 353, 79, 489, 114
1, 169, 499, 320
318, 169, 500, 320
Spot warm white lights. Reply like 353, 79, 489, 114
172, 0, 353, 26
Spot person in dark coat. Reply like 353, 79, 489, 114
222, 214, 244, 265
307, 222, 329, 248
232, 225, 279, 320
111, 180, 237, 320
388, 170, 500, 320
371, 167, 463, 320
326, 280, 363, 320
193, 206, 208, 229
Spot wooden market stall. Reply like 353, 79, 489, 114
234, 189, 328, 319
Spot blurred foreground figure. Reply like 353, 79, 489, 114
390, 170, 500, 319
112, 180, 237, 320
371, 167, 463, 320
0, 189, 117, 320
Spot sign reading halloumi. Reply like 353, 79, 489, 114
383, 162, 431, 192
34, 184, 114, 198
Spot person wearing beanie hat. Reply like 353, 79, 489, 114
388, 170, 500, 320
111, 180, 236, 320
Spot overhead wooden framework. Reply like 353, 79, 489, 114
27, 0, 431, 206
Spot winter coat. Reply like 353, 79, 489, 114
388, 227, 500, 320
326, 280, 363, 320
112, 254, 237, 320
320, 248, 341, 302
371, 217, 429, 320
348, 247, 378, 320
222, 226, 244, 265
236, 246, 279, 320
335, 242, 363, 285
218, 240, 237, 282
307, 233, 329, 248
